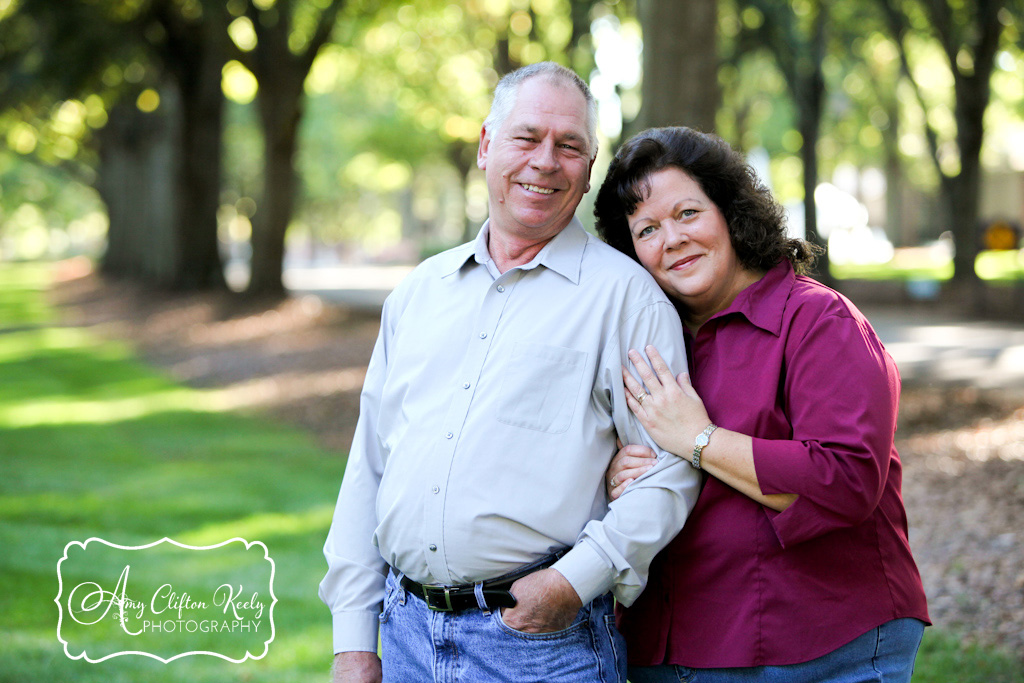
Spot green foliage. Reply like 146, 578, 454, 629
0, 264, 345, 681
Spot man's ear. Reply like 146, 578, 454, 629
477, 125, 490, 170
585, 155, 596, 193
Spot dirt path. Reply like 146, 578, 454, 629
49, 261, 1024, 661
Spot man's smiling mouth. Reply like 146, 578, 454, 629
521, 183, 555, 195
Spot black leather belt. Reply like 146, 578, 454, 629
399, 548, 568, 613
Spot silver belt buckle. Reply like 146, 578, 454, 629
422, 584, 455, 612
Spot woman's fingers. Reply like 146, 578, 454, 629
622, 365, 645, 399
645, 346, 677, 386
627, 349, 659, 389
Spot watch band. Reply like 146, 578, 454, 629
691, 423, 718, 470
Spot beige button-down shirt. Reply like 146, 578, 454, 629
319, 219, 701, 653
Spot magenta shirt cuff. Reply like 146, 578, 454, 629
752, 436, 828, 548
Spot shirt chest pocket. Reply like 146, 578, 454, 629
497, 342, 588, 434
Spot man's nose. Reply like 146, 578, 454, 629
529, 138, 559, 172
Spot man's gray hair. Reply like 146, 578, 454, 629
483, 62, 599, 160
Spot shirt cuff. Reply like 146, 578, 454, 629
550, 539, 616, 606
332, 610, 380, 654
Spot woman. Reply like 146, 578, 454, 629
593, 127, 929, 683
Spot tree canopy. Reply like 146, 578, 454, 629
1, 0, 1022, 301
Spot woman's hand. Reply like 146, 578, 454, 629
623, 345, 710, 457
606, 440, 658, 501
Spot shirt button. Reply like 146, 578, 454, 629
429, 544, 437, 552
432, 486, 440, 494
445, 431, 453, 439
479, 332, 487, 339
462, 382, 470, 389
496, 285, 505, 293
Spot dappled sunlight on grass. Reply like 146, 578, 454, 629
0, 389, 219, 427
0, 263, 53, 327
205, 367, 366, 412
0, 263, 343, 682
178, 506, 335, 548
832, 248, 1023, 282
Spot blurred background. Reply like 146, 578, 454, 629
0, 0, 1022, 311
2, 1, 1024, 681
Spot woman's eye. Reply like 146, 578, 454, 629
638, 225, 655, 238
679, 209, 697, 219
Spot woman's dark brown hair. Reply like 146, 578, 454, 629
594, 127, 819, 275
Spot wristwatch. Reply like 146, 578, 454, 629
691, 423, 718, 470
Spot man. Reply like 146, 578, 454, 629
320, 62, 701, 683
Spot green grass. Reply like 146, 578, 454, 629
2, 261, 1022, 681
0, 263, 345, 682
830, 248, 1024, 283
914, 630, 1024, 683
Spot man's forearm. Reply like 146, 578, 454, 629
332, 651, 382, 683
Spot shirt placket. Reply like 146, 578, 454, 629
422, 268, 524, 584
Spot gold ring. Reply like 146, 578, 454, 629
610, 476, 619, 488
636, 392, 648, 405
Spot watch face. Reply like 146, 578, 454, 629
696, 434, 709, 447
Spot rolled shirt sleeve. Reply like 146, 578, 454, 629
753, 310, 901, 548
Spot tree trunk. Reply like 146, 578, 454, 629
794, 3, 831, 285
241, 0, 344, 297
97, 91, 180, 286
171, 28, 227, 291
247, 82, 302, 297
634, 0, 720, 133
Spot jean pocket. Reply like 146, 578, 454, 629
378, 574, 403, 625
675, 666, 697, 683
491, 604, 589, 641
496, 342, 587, 434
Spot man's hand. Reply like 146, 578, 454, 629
332, 651, 382, 683
500, 567, 583, 633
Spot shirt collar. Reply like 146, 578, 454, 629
713, 260, 795, 337
439, 217, 588, 285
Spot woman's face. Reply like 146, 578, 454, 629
628, 166, 754, 323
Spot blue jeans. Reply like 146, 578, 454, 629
380, 570, 627, 682
628, 618, 926, 683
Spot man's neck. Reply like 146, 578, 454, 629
486, 234, 549, 274
486, 221, 569, 274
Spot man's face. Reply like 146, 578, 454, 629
477, 77, 595, 244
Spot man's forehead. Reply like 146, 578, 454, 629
505, 82, 588, 132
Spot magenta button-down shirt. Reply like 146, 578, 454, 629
617, 261, 930, 668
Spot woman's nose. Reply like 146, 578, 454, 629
663, 221, 688, 250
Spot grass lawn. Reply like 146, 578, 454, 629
1, 262, 1021, 682
0, 264, 344, 682
830, 247, 1024, 283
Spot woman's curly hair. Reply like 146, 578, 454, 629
594, 127, 820, 275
